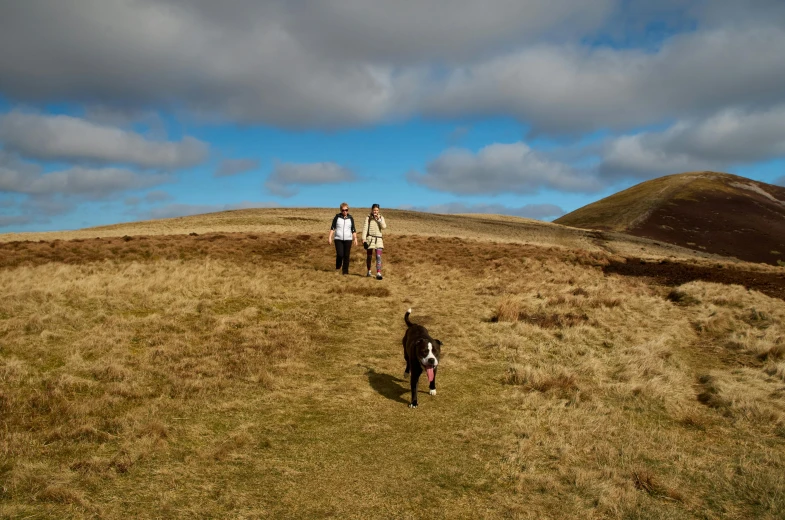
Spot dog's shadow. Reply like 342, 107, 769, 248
365, 367, 408, 404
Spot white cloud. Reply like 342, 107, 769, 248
3, 1, 785, 134
425, 25, 785, 134
283, 0, 612, 63
600, 106, 785, 179
0, 214, 34, 227
0, 112, 208, 168
28, 168, 172, 199
265, 161, 356, 197
0, 157, 173, 199
83, 105, 165, 134
407, 142, 601, 195
215, 158, 260, 177
21, 195, 76, 217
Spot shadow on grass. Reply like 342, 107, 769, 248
366, 368, 408, 404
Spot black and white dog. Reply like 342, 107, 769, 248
402, 308, 442, 408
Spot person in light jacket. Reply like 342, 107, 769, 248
328, 202, 357, 275
361, 203, 387, 280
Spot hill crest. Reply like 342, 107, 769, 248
556, 171, 785, 265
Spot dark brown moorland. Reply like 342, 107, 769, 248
2, 232, 785, 301
556, 171, 785, 266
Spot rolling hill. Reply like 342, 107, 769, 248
555, 171, 785, 265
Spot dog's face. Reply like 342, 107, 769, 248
415, 338, 442, 368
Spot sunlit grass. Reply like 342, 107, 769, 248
1, 215, 784, 518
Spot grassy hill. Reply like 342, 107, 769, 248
555, 171, 785, 265
1, 210, 785, 518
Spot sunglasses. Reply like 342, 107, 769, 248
341, 208, 349, 212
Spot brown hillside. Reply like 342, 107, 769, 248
556, 171, 785, 265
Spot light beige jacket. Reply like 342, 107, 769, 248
361, 215, 387, 249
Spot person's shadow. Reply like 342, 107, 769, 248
366, 367, 408, 404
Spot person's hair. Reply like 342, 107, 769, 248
339, 202, 349, 210
370, 203, 380, 213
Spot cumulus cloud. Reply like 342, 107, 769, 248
285, 0, 612, 63
83, 105, 166, 134
215, 158, 260, 177
265, 161, 356, 197
425, 25, 785, 134
408, 142, 601, 195
0, 1, 411, 127
22, 196, 76, 217
0, 214, 34, 227
402, 201, 564, 220
600, 106, 785, 179
0, 158, 172, 199
0, 112, 208, 168
146, 200, 280, 220
2, 1, 784, 133
27, 168, 172, 199
0, 194, 71, 228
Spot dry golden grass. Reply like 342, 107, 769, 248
1, 210, 784, 519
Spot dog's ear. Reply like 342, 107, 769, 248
435, 339, 443, 348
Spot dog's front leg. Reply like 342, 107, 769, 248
409, 367, 420, 408
429, 366, 437, 396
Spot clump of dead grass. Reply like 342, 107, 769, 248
666, 288, 701, 306
505, 365, 584, 402
765, 362, 785, 382
631, 468, 684, 502
492, 296, 589, 327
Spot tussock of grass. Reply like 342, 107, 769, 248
505, 365, 583, 402
667, 288, 701, 306
631, 468, 684, 502
766, 362, 785, 382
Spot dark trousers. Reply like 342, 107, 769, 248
334, 240, 352, 273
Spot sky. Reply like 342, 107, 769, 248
2, 0, 785, 232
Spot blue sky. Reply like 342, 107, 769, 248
2, 0, 785, 232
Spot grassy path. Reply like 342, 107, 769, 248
69, 250, 523, 518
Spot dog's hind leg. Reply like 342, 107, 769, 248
403, 340, 410, 380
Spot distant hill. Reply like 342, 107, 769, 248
555, 171, 785, 265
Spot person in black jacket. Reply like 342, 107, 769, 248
328, 202, 357, 275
